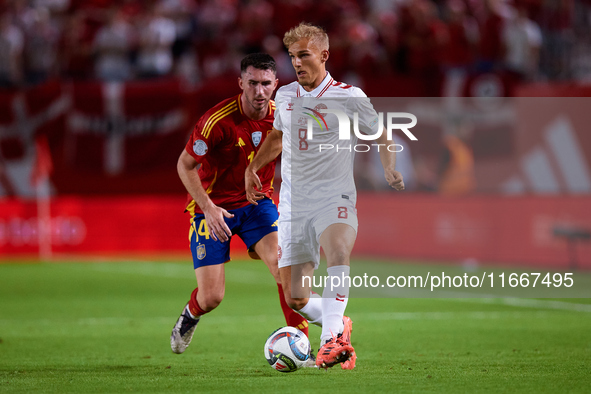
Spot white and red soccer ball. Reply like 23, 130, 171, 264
263, 327, 311, 372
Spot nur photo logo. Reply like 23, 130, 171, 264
298, 106, 418, 152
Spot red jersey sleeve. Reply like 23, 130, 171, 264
185, 110, 227, 164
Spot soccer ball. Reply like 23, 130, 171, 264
263, 327, 311, 372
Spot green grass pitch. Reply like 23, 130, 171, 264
0, 258, 590, 393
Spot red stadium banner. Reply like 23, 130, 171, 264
0, 195, 248, 258
355, 194, 591, 270
53, 79, 197, 194
0, 81, 67, 198
3, 79, 591, 197
0, 79, 202, 196
2, 194, 590, 270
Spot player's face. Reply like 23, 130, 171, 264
239, 66, 278, 113
288, 38, 328, 90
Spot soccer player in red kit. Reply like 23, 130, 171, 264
170, 53, 309, 355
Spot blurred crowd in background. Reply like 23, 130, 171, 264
1, 0, 590, 89
1, 0, 591, 199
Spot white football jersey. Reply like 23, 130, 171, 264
273, 72, 380, 216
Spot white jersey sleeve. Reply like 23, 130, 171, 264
350, 87, 381, 137
273, 84, 297, 133
272, 94, 285, 131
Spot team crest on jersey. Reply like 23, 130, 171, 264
193, 140, 208, 156
314, 103, 328, 112
252, 131, 262, 147
197, 243, 206, 260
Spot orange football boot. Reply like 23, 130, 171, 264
316, 336, 354, 369
340, 316, 356, 369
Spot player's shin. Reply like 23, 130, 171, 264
277, 283, 310, 336
320, 265, 350, 342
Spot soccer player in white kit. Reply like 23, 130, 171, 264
245, 23, 405, 369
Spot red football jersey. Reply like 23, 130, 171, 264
184, 94, 277, 214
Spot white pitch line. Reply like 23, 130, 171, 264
1, 308, 586, 328
66, 263, 275, 286
449, 297, 591, 313
35, 264, 591, 315
0, 315, 277, 327
356, 310, 557, 321
330, 281, 591, 314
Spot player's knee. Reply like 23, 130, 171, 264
325, 248, 350, 266
262, 253, 279, 277
200, 291, 224, 311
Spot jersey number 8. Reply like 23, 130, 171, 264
298, 128, 308, 151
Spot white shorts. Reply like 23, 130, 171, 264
277, 198, 358, 269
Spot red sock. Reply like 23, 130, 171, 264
188, 287, 207, 318
277, 283, 309, 337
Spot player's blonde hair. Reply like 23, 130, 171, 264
283, 22, 329, 51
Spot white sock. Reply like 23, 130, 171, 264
296, 293, 322, 326
321, 265, 350, 342
185, 305, 200, 321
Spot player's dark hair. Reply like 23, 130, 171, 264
240, 53, 277, 74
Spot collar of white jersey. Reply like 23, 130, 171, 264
296, 72, 333, 98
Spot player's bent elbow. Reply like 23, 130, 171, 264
177, 150, 198, 177
176, 157, 185, 178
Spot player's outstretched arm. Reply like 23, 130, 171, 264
177, 149, 234, 242
245, 128, 283, 205
376, 128, 405, 191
